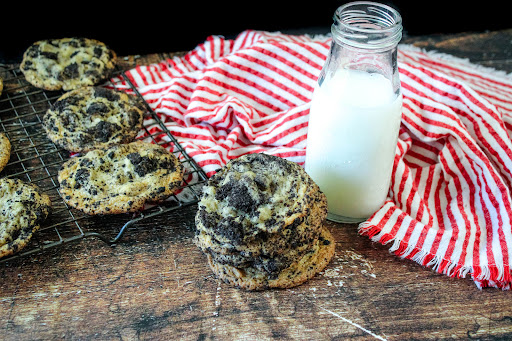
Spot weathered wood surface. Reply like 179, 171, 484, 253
1, 30, 512, 341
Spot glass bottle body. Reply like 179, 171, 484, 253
304, 1, 403, 223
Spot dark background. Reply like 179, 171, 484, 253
2, 1, 509, 63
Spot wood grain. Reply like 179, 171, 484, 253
2, 30, 512, 340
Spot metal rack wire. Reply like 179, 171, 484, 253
0, 61, 208, 263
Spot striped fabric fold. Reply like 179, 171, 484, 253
112, 30, 512, 289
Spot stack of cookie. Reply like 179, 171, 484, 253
194, 153, 335, 290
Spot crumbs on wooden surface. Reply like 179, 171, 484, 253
320, 249, 377, 280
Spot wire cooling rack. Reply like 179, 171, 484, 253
0, 61, 208, 263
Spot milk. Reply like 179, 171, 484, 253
305, 68, 402, 222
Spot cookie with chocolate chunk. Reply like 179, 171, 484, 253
58, 141, 184, 215
20, 37, 117, 91
43, 86, 145, 153
194, 153, 334, 290
0, 133, 10, 173
199, 228, 325, 277
194, 200, 326, 261
195, 153, 328, 250
0, 178, 52, 259
207, 226, 335, 290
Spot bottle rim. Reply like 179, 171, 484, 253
332, 1, 403, 50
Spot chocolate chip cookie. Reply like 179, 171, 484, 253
20, 37, 117, 91
58, 141, 184, 215
0, 178, 52, 259
43, 86, 146, 153
206, 226, 335, 290
194, 153, 334, 290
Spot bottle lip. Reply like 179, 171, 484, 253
331, 1, 403, 50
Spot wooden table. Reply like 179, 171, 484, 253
1, 30, 512, 340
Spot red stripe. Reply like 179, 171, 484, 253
384, 210, 409, 245
261, 120, 308, 147
439, 143, 468, 272
411, 164, 439, 254
406, 149, 438, 165
251, 45, 321, 82
236, 51, 316, 93
367, 205, 399, 241
446, 140, 483, 276
402, 63, 504, 123
202, 71, 282, 112
412, 138, 443, 154
400, 168, 426, 248
404, 50, 512, 90
276, 41, 328, 66
237, 30, 252, 49
389, 141, 404, 194
222, 56, 311, 103
396, 155, 410, 210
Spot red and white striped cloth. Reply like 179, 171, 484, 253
113, 30, 512, 289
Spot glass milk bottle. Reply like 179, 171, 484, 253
305, 1, 403, 223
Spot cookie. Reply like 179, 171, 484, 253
200, 230, 321, 274
194, 153, 333, 290
43, 86, 146, 153
58, 141, 184, 215
195, 208, 324, 258
195, 153, 328, 246
207, 226, 335, 290
0, 178, 52, 259
20, 37, 117, 91
0, 133, 11, 173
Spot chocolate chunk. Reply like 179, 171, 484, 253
261, 258, 279, 276
74, 168, 90, 189
128, 109, 142, 127
199, 209, 220, 231
51, 96, 81, 112
25, 45, 40, 58
40, 51, 58, 60
216, 216, 245, 244
61, 63, 79, 80
90, 121, 119, 142
79, 132, 92, 145
127, 152, 142, 164
68, 40, 80, 48
215, 180, 257, 214
94, 87, 120, 102
93, 47, 103, 58
79, 158, 93, 168
127, 153, 158, 177
86, 102, 109, 114
21, 60, 33, 70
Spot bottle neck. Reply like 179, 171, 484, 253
331, 1, 402, 52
